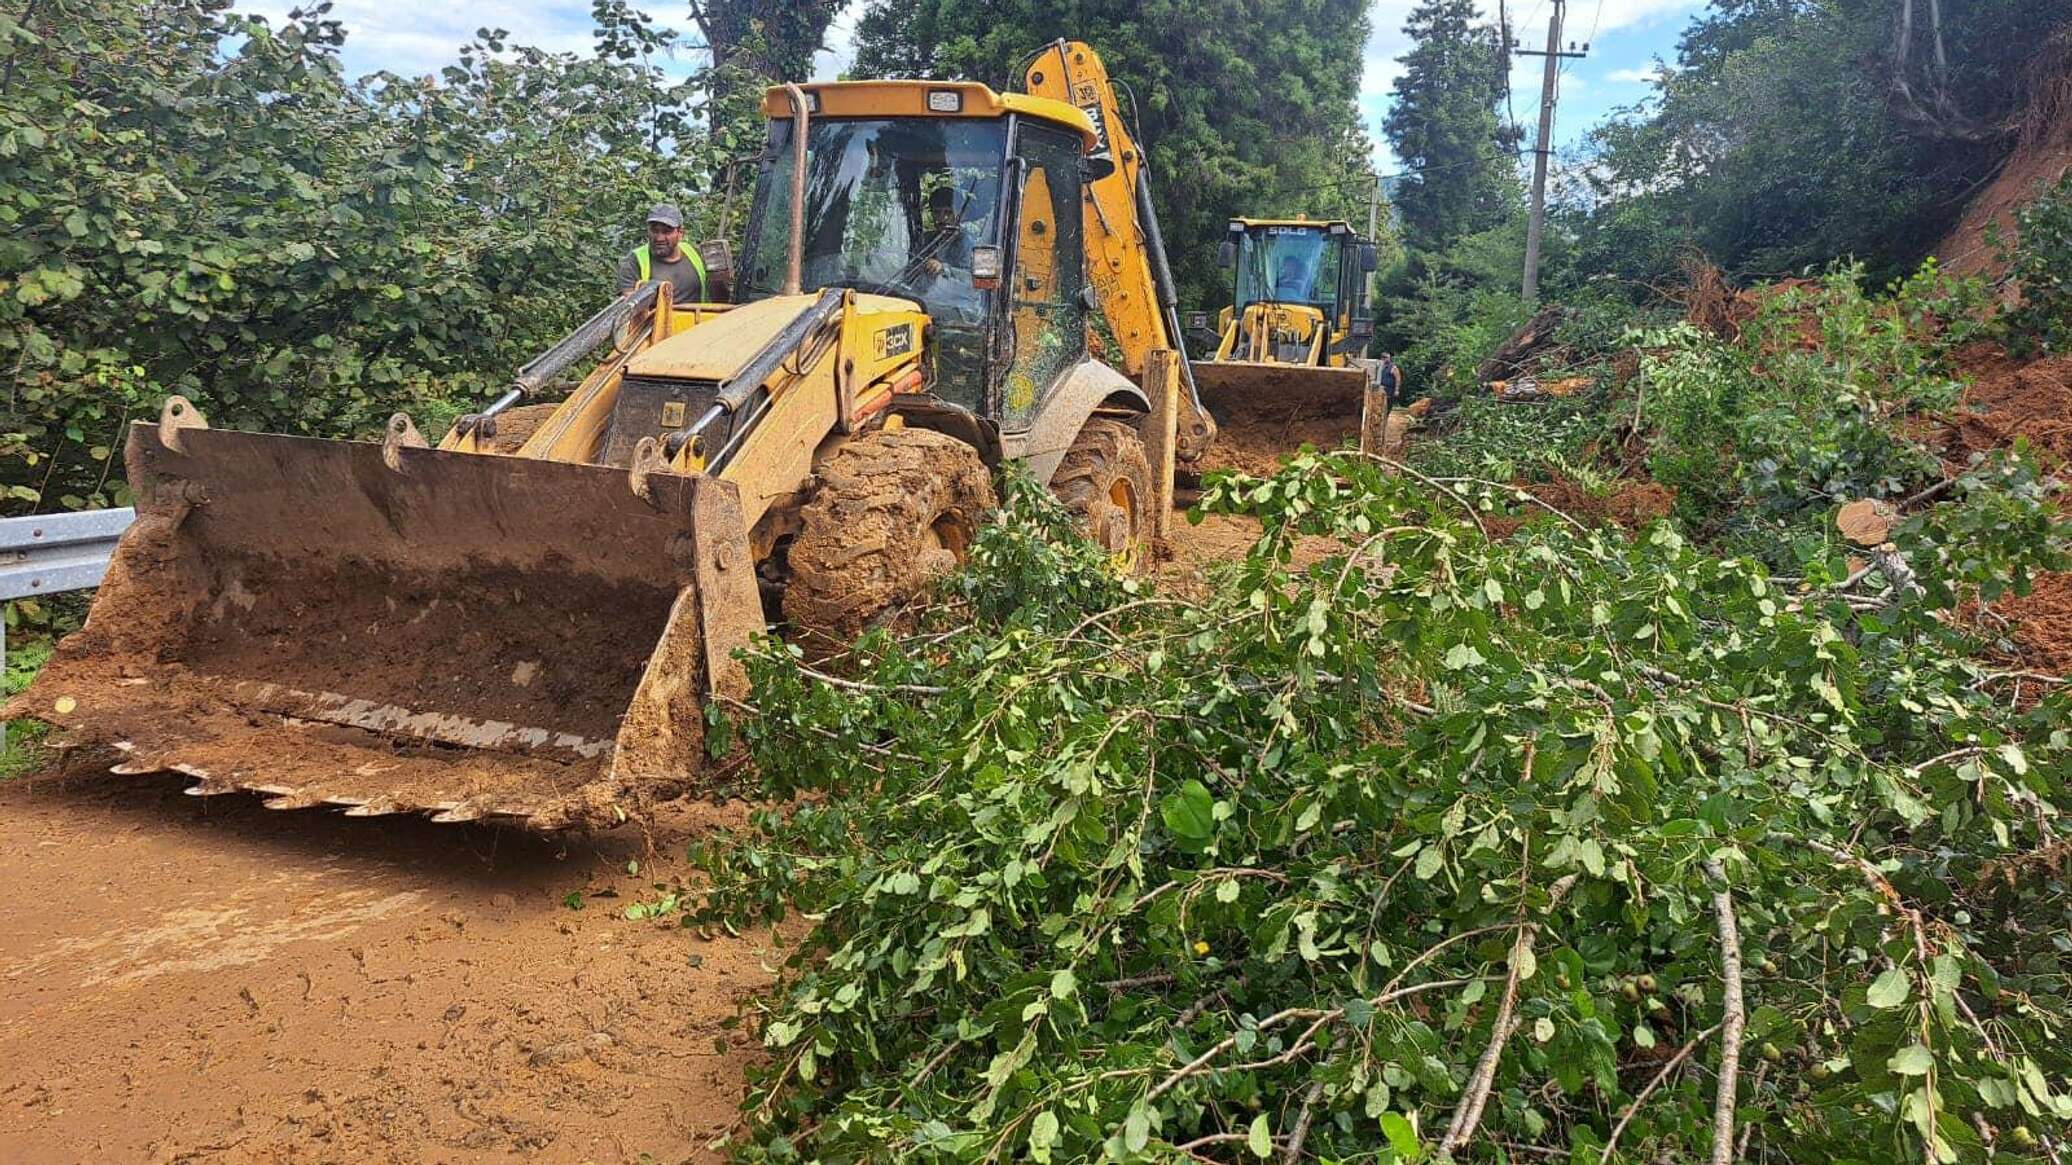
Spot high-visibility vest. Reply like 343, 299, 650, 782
635, 242, 707, 298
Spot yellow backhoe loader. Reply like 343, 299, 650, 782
1188, 217, 1389, 471
5, 42, 1217, 830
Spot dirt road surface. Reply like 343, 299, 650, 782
0, 767, 776, 1164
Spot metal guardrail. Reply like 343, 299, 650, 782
0, 506, 136, 682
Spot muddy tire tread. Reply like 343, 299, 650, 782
1050, 417, 1154, 556
784, 427, 994, 651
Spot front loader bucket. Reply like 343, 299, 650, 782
4, 408, 762, 830
1191, 362, 1381, 476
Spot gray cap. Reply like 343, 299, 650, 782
645, 203, 683, 228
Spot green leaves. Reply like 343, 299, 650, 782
1159, 779, 1216, 842
0, 0, 723, 519
1868, 967, 1912, 1010
1247, 1113, 1272, 1157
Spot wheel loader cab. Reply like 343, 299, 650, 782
738, 83, 1099, 438
1227, 218, 1374, 333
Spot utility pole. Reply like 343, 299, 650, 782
1517, 0, 1587, 303
1366, 172, 1380, 240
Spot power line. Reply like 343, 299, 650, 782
1263, 149, 1531, 199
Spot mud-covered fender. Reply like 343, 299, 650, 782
1001, 360, 1149, 485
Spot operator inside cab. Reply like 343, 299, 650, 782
916, 183, 984, 321
920, 186, 975, 275
1274, 255, 1313, 302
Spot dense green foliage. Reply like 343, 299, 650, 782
1368, 0, 1529, 396
848, 0, 1386, 310
1998, 175, 2072, 356
1633, 265, 1991, 555
0, 0, 723, 514
691, 439, 2072, 1161
1571, 0, 2065, 283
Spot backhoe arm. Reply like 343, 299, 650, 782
1020, 40, 1215, 462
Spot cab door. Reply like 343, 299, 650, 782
997, 121, 1088, 432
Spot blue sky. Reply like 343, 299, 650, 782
238, 0, 1701, 172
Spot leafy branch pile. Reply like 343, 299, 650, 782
688, 456, 2072, 1163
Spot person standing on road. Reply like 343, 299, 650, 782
1376, 352, 1403, 403
615, 203, 725, 302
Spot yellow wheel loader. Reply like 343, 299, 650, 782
1187, 217, 1390, 470
5, 43, 1216, 830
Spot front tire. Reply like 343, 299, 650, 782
1050, 417, 1154, 570
784, 426, 995, 653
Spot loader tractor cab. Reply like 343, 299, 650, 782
735, 83, 1102, 441
1189, 216, 1389, 470
1217, 217, 1377, 363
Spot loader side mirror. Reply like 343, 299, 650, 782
1185, 311, 1209, 332
971, 245, 1003, 291
1350, 319, 1374, 338
1360, 243, 1379, 273
699, 239, 734, 280
1217, 240, 1236, 269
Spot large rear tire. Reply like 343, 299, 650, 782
784, 426, 995, 653
1050, 417, 1154, 570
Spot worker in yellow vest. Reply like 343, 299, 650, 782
615, 203, 725, 301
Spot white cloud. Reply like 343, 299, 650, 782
1606, 65, 1664, 83
237, 0, 613, 76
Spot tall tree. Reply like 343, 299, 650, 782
690, 1, 842, 84
847, 0, 1388, 310
1381, 0, 1516, 251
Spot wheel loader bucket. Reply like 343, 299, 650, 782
1191, 362, 1385, 475
4, 404, 763, 830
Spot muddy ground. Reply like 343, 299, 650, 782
0, 776, 775, 1165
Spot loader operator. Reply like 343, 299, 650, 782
919, 186, 975, 279
1274, 255, 1314, 302
916, 184, 983, 321
615, 203, 724, 302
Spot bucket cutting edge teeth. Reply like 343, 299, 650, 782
262, 792, 328, 811
342, 797, 406, 818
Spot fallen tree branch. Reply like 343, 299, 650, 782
1441, 806, 1573, 1154
1705, 857, 1746, 1165
1601, 1024, 1721, 1163
1331, 450, 1490, 537
1147, 978, 1474, 1102
1282, 1079, 1325, 1164
795, 663, 947, 697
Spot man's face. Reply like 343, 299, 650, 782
930, 197, 958, 234
647, 221, 684, 259
1280, 259, 1303, 284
